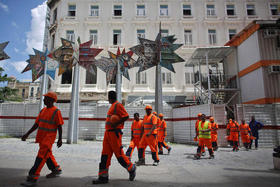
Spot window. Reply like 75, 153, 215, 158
246, 4, 256, 16
184, 30, 192, 46
22, 88, 25, 98
160, 5, 168, 16
61, 69, 72, 84
30, 87, 34, 97
183, 5, 192, 16
208, 29, 217, 45
162, 72, 172, 85
90, 30, 98, 45
36, 87, 40, 96
229, 29, 236, 40
110, 75, 116, 84
226, 4, 235, 16
136, 72, 147, 84
66, 30, 75, 42
185, 72, 194, 84
113, 30, 121, 45
270, 4, 279, 15
90, 5, 99, 16
86, 66, 97, 84
114, 5, 122, 16
137, 5, 145, 16
207, 4, 215, 16
52, 8, 57, 24
51, 34, 55, 50
68, 5, 76, 17
137, 29, 145, 43
161, 29, 169, 37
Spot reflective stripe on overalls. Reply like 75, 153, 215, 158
144, 115, 154, 133
240, 125, 249, 135
198, 121, 211, 139
105, 102, 120, 128
38, 109, 59, 132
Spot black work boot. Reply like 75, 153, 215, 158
46, 167, 62, 178
92, 176, 109, 184
129, 164, 136, 181
135, 158, 145, 166
158, 151, 163, 155
168, 147, 172, 154
20, 176, 37, 187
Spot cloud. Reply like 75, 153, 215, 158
0, 1, 8, 12
25, 1, 47, 54
11, 21, 18, 28
14, 48, 19, 53
11, 61, 27, 73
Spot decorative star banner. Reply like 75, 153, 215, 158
130, 30, 184, 73
48, 38, 75, 76
78, 39, 103, 75
95, 47, 137, 84
0, 41, 10, 61
22, 49, 48, 82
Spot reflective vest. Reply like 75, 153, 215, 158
143, 114, 157, 134
158, 119, 167, 137
105, 101, 122, 130
198, 121, 211, 139
210, 122, 218, 135
132, 120, 143, 138
229, 122, 239, 133
240, 123, 250, 135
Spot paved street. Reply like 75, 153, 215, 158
0, 138, 279, 187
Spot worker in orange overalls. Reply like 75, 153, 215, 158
194, 114, 214, 159
92, 91, 136, 184
21, 92, 64, 187
210, 117, 219, 151
227, 119, 240, 151
240, 119, 251, 151
125, 113, 143, 160
195, 113, 205, 155
158, 113, 171, 155
136, 105, 160, 166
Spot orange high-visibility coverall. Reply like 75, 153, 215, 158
29, 106, 64, 180
197, 121, 214, 157
195, 119, 205, 152
240, 123, 251, 144
158, 119, 170, 152
210, 122, 219, 143
126, 120, 143, 159
98, 101, 134, 178
138, 114, 159, 162
227, 121, 240, 150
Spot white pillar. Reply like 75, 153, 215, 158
116, 62, 122, 102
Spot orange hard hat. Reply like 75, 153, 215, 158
198, 113, 202, 117
110, 114, 120, 124
145, 105, 152, 110
210, 117, 214, 121
159, 113, 164, 117
43, 91, 57, 102
153, 111, 157, 115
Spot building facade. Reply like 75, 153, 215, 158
46, 0, 280, 103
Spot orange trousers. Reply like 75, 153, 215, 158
29, 141, 60, 180
241, 135, 250, 144
138, 134, 159, 162
125, 138, 141, 159
197, 138, 213, 156
158, 136, 170, 152
98, 130, 134, 178
230, 132, 239, 141
211, 134, 218, 142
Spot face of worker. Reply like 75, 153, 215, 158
201, 115, 206, 122
251, 116, 255, 121
159, 116, 163, 120
146, 109, 152, 115
242, 120, 245, 124
134, 114, 139, 121
198, 115, 202, 120
44, 96, 54, 107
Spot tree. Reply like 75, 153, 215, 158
0, 67, 20, 102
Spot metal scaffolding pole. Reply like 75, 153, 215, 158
206, 52, 211, 104
155, 64, 163, 114
116, 61, 122, 102
67, 63, 80, 144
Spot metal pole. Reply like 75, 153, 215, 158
155, 64, 163, 114
198, 60, 202, 97
206, 52, 211, 104
39, 6, 50, 111
67, 63, 80, 144
116, 61, 122, 102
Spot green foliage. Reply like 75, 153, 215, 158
0, 67, 20, 102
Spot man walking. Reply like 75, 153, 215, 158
240, 119, 251, 150
227, 119, 240, 151
158, 113, 171, 155
92, 91, 136, 184
249, 116, 263, 150
209, 117, 218, 151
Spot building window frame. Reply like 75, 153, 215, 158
208, 29, 217, 45
68, 4, 76, 17
226, 4, 235, 16
162, 71, 172, 85
89, 30, 98, 45
61, 69, 73, 84
246, 4, 256, 16
113, 5, 122, 17
136, 71, 147, 85
66, 30, 75, 42
85, 67, 97, 85
184, 29, 192, 46
137, 29, 145, 44
206, 4, 216, 17
136, 4, 146, 16
90, 5, 99, 17
183, 4, 192, 17
161, 29, 169, 37
270, 4, 280, 16
228, 29, 237, 40
160, 5, 168, 16
113, 29, 121, 46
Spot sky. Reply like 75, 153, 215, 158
0, 0, 47, 82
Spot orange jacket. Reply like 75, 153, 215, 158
210, 122, 218, 135
158, 119, 167, 138
195, 120, 201, 134
105, 101, 129, 130
240, 123, 251, 136
143, 114, 158, 134
35, 106, 64, 144
227, 121, 239, 135
131, 120, 143, 138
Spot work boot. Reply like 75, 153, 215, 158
194, 154, 200, 160
129, 164, 136, 181
158, 151, 163, 155
46, 167, 62, 178
168, 147, 172, 154
201, 152, 206, 156
152, 161, 159, 166
135, 158, 145, 166
20, 177, 37, 187
92, 176, 109, 184
209, 154, 215, 159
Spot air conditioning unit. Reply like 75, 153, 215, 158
268, 65, 280, 74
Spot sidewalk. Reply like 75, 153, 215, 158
0, 138, 279, 187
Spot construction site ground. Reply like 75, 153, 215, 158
0, 138, 279, 187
